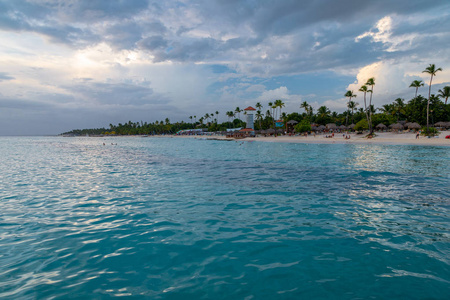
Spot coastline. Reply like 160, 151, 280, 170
173, 130, 450, 146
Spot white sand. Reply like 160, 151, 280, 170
176, 131, 450, 146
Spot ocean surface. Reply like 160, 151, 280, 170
0, 136, 449, 299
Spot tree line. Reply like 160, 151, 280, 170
62, 64, 449, 136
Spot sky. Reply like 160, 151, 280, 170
1, 0, 450, 135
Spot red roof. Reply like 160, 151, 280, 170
240, 128, 255, 132
244, 106, 256, 111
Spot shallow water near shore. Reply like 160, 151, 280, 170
0, 136, 449, 299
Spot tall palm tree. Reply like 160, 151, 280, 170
344, 91, 357, 126
348, 101, 359, 124
256, 110, 263, 129
422, 64, 443, 131
256, 102, 262, 111
215, 111, 219, 123
268, 102, 274, 119
300, 101, 309, 114
365, 78, 375, 134
438, 86, 450, 105
194, 115, 197, 124
359, 85, 371, 128
409, 80, 424, 98
235, 107, 242, 120
275, 99, 285, 120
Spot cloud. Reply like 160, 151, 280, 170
1, 0, 450, 134
0, 72, 14, 81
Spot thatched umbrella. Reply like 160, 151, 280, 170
317, 125, 326, 131
434, 121, 448, 128
287, 120, 298, 125
276, 129, 284, 134
266, 128, 275, 134
326, 123, 336, 130
407, 122, 421, 130
404, 122, 412, 128
376, 123, 387, 129
391, 123, 404, 130
339, 125, 347, 130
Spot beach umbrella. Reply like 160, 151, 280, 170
287, 120, 298, 125
276, 129, 284, 134
326, 123, 336, 129
434, 121, 448, 128
404, 122, 412, 128
407, 122, 421, 129
317, 125, 326, 131
376, 123, 387, 129
348, 123, 355, 129
267, 128, 275, 134
391, 123, 404, 130
339, 125, 347, 130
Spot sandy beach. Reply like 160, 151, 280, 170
176, 130, 450, 146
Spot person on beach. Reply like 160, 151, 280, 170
416, 133, 420, 139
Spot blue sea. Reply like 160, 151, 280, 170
0, 136, 449, 299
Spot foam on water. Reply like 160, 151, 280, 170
0, 136, 449, 299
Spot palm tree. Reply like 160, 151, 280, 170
215, 111, 219, 123
235, 107, 242, 120
422, 64, 443, 131
409, 80, 424, 98
274, 99, 284, 120
194, 115, 197, 124
359, 85, 371, 128
344, 91, 357, 126
300, 101, 309, 114
348, 101, 359, 124
256, 102, 262, 111
365, 77, 375, 134
438, 86, 450, 105
279, 100, 285, 119
256, 110, 263, 129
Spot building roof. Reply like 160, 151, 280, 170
240, 128, 255, 132
244, 106, 256, 111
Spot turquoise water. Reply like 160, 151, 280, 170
0, 136, 449, 299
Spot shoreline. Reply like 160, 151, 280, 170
173, 131, 450, 146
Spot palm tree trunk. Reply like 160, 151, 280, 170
369, 86, 374, 134
427, 76, 433, 130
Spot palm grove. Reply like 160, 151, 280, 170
63, 64, 449, 136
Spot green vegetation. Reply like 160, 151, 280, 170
354, 119, 369, 131
294, 119, 312, 133
62, 64, 449, 137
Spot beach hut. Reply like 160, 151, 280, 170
390, 123, 404, 132
326, 123, 336, 130
434, 121, 449, 128
407, 122, 421, 130
376, 123, 387, 131
266, 128, 275, 135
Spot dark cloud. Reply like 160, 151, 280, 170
0, 72, 14, 81
1, 0, 449, 72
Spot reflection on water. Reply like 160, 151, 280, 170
0, 137, 449, 299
